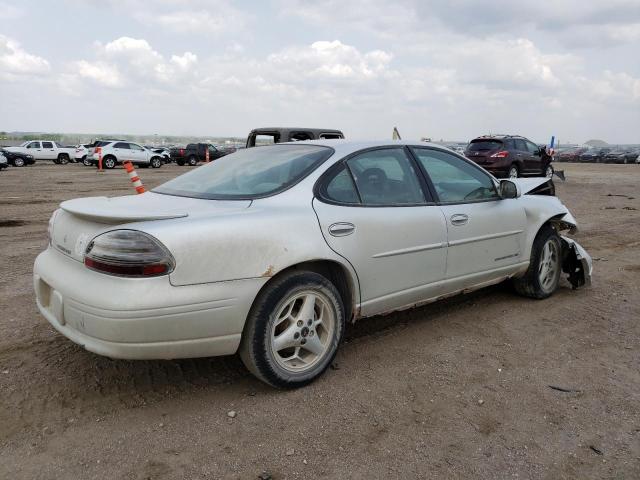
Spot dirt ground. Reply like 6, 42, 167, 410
0, 161, 639, 479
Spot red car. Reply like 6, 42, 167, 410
465, 135, 554, 178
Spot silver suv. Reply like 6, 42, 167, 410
88, 141, 164, 169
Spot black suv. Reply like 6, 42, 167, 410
464, 135, 553, 178
246, 127, 344, 148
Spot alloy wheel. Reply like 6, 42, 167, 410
538, 239, 560, 292
270, 291, 336, 373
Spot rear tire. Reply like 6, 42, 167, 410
14, 158, 25, 167
513, 225, 562, 299
177, 160, 185, 166
508, 164, 519, 179
239, 271, 345, 388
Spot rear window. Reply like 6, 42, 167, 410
154, 144, 333, 200
467, 140, 503, 151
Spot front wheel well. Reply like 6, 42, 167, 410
257, 260, 357, 322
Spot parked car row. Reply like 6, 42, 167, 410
555, 147, 640, 163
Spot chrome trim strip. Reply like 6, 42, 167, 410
448, 229, 523, 247
372, 242, 446, 258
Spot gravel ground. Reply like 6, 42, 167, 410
0, 161, 639, 479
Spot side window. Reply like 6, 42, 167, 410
42, 141, 54, 149
503, 139, 515, 150
113, 142, 129, 149
411, 148, 499, 203
347, 148, 426, 205
208, 145, 217, 152
322, 166, 360, 204
319, 133, 343, 139
525, 141, 539, 154
288, 131, 313, 142
129, 143, 143, 151
27, 142, 40, 149
514, 139, 527, 151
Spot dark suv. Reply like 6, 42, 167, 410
465, 135, 553, 178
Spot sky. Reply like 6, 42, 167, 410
0, 0, 639, 143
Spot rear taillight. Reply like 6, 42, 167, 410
84, 230, 174, 277
180, 148, 184, 156
490, 150, 509, 158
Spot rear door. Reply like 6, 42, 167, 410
41, 141, 56, 160
313, 146, 448, 316
112, 142, 130, 162
410, 147, 527, 291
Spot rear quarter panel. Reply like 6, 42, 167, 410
139, 202, 355, 288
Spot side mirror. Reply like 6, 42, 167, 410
500, 179, 521, 199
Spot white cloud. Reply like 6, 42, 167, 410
0, 35, 50, 78
62, 36, 198, 89
73, 60, 123, 87
267, 40, 393, 81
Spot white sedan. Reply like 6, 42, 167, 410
34, 141, 592, 388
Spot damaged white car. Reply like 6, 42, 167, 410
34, 141, 591, 388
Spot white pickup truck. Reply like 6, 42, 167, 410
4, 140, 75, 164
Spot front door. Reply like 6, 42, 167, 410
524, 139, 543, 174
313, 147, 448, 316
128, 143, 148, 164
409, 147, 527, 291
26, 141, 42, 159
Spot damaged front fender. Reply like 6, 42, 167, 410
561, 236, 592, 289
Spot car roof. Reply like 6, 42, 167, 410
250, 127, 343, 134
286, 139, 452, 156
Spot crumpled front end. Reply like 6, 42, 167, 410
560, 236, 592, 289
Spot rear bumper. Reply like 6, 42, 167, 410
33, 247, 267, 360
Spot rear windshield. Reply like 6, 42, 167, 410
154, 144, 333, 200
467, 140, 503, 151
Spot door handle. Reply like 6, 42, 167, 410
450, 214, 468, 226
328, 222, 355, 237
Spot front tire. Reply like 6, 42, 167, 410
58, 154, 70, 165
513, 225, 562, 299
543, 164, 554, 178
103, 156, 116, 169
187, 155, 198, 166
239, 271, 345, 388
150, 157, 162, 168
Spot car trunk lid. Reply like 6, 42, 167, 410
52, 192, 250, 262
